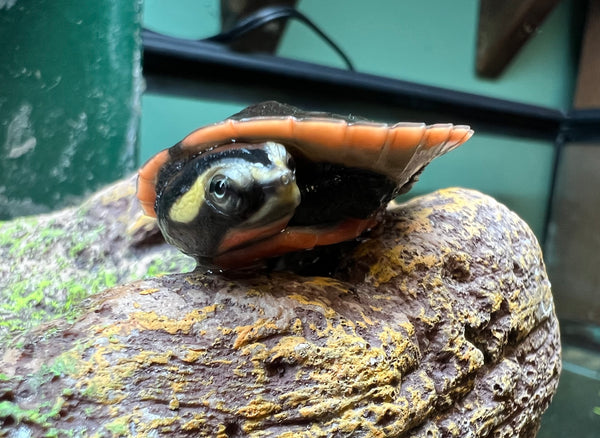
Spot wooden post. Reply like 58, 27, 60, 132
574, 0, 600, 108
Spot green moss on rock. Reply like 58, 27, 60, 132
0, 176, 194, 345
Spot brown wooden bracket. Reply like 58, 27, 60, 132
574, 0, 600, 109
476, 0, 561, 78
220, 0, 298, 54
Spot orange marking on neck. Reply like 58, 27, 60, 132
218, 215, 293, 254
214, 217, 377, 269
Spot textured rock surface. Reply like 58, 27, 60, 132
0, 187, 560, 437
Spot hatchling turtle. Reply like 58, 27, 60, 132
137, 101, 473, 271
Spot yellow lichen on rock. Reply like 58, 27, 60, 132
234, 319, 280, 349
237, 396, 282, 420
130, 304, 218, 335
288, 293, 337, 319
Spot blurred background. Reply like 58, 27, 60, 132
1, 0, 599, 435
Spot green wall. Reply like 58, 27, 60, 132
141, 0, 578, 238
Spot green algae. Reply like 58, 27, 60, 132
104, 416, 132, 436
0, 183, 193, 346
143, 257, 195, 279
0, 347, 90, 435
0, 400, 44, 424
146, 259, 168, 278
0, 396, 64, 427
1, 270, 117, 344
0, 397, 80, 438
1, 211, 192, 344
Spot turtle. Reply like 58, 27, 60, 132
137, 101, 473, 271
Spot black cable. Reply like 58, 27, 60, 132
151, 5, 355, 72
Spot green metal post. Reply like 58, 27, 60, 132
0, 0, 143, 219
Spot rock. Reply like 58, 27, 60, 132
0, 186, 560, 437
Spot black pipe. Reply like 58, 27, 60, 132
142, 29, 587, 142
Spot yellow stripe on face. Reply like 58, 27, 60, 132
168, 172, 210, 224
168, 142, 295, 225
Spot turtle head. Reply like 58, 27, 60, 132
155, 142, 300, 266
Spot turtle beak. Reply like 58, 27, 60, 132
217, 169, 300, 255
250, 168, 300, 226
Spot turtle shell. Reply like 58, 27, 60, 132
137, 101, 473, 270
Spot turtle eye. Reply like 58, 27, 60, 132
207, 174, 245, 215
210, 175, 229, 199
208, 175, 236, 209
